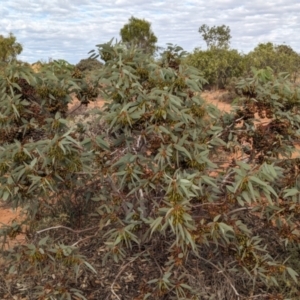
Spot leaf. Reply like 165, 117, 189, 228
11, 104, 20, 118
38, 236, 49, 246
249, 176, 268, 187
186, 78, 201, 91
2, 191, 9, 201
95, 136, 110, 150
247, 181, 256, 202
16, 167, 26, 181
72, 292, 87, 300
23, 148, 32, 158
283, 188, 299, 198
201, 176, 217, 188
233, 178, 243, 193
213, 215, 221, 222
241, 191, 251, 204
30, 157, 38, 168
174, 144, 192, 160
185, 229, 196, 251
65, 134, 81, 146
178, 222, 186, 239
218, 222, 234, 234
237, 161, 251, 170
265, 163, 277, 178
150, 216, 163, 236
179, 179, 191, 185
179, 283, 192, 290
286, 267, 298, 283
158, 126, 170, 135
58, 141, 66, 155
84, 261, 97, 274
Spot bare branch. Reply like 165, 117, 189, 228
36, 225, 98, 235
198, 255, 240, 298
110, 251, 146, 300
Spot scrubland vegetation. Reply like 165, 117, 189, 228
1, 19, 300, 299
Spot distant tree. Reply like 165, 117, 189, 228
185, 48, 245, 89
0, 33, 23, 63
120, 16, 158, 55
245, 42, 300, 81
76, 58, 103, 72
275, 44, 297, 56
199, 24, 231, 49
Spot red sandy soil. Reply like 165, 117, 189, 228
0, 207, 25, 249
202, 90, 233, 113
68, 90, 233, 114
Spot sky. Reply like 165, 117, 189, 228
1, 0, 300, 64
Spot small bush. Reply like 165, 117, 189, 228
245, 43, 300, 82
75, 58, 103, 72
185, 48, 246, 89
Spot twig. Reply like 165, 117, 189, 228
67, 103, 83, 116
198, 255, 240, 298
248, 294, 269, 299
111, 251, 146, 300
220, 170, 235, 191
193, 199, 227, 208
107, 175, 131, 215
36, 225, 98, 235
225, 207, 252, 217
75, 171, 98, 175
71, 232, 99, 247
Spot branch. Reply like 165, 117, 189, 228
225, 207, 252, 217
198, 255, 240, 298
36, 225, 98, 235
193, 199, 227, 208
110, 251, 146, 300
67, 102, 83, 116
71, 232, 99, 247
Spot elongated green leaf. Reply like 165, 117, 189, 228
283, 188, 299, 198
218, 222, 234, 234
174, 144, 192, 160
84, 261, 97, 274
287, 267, 298, 283
150, 216, 163, 236
249, 176, 267, 187
202, 175, 217, 188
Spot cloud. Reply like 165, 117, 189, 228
0, 0, 299, 64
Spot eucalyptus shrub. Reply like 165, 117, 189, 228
185, 48, 245, 89
75, 58, 103, 73
88, 43, 300, 298
0, 61, 98, 299
1, 42, 300, 299
245, 43, 300, 82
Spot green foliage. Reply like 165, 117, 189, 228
0, 59, 98, 298
199, 24, 231, 50
185, 48, 245, 89
89, 42, 300, 298
159, 44, 188, 69
0, 32, 23, 63
3, 236, 95, 299
120, 16, 158, 55
245, 42, 300, 82
1, 40, 300, 299
234, 67, 300, 160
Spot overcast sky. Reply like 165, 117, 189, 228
1, 0, 299, 64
